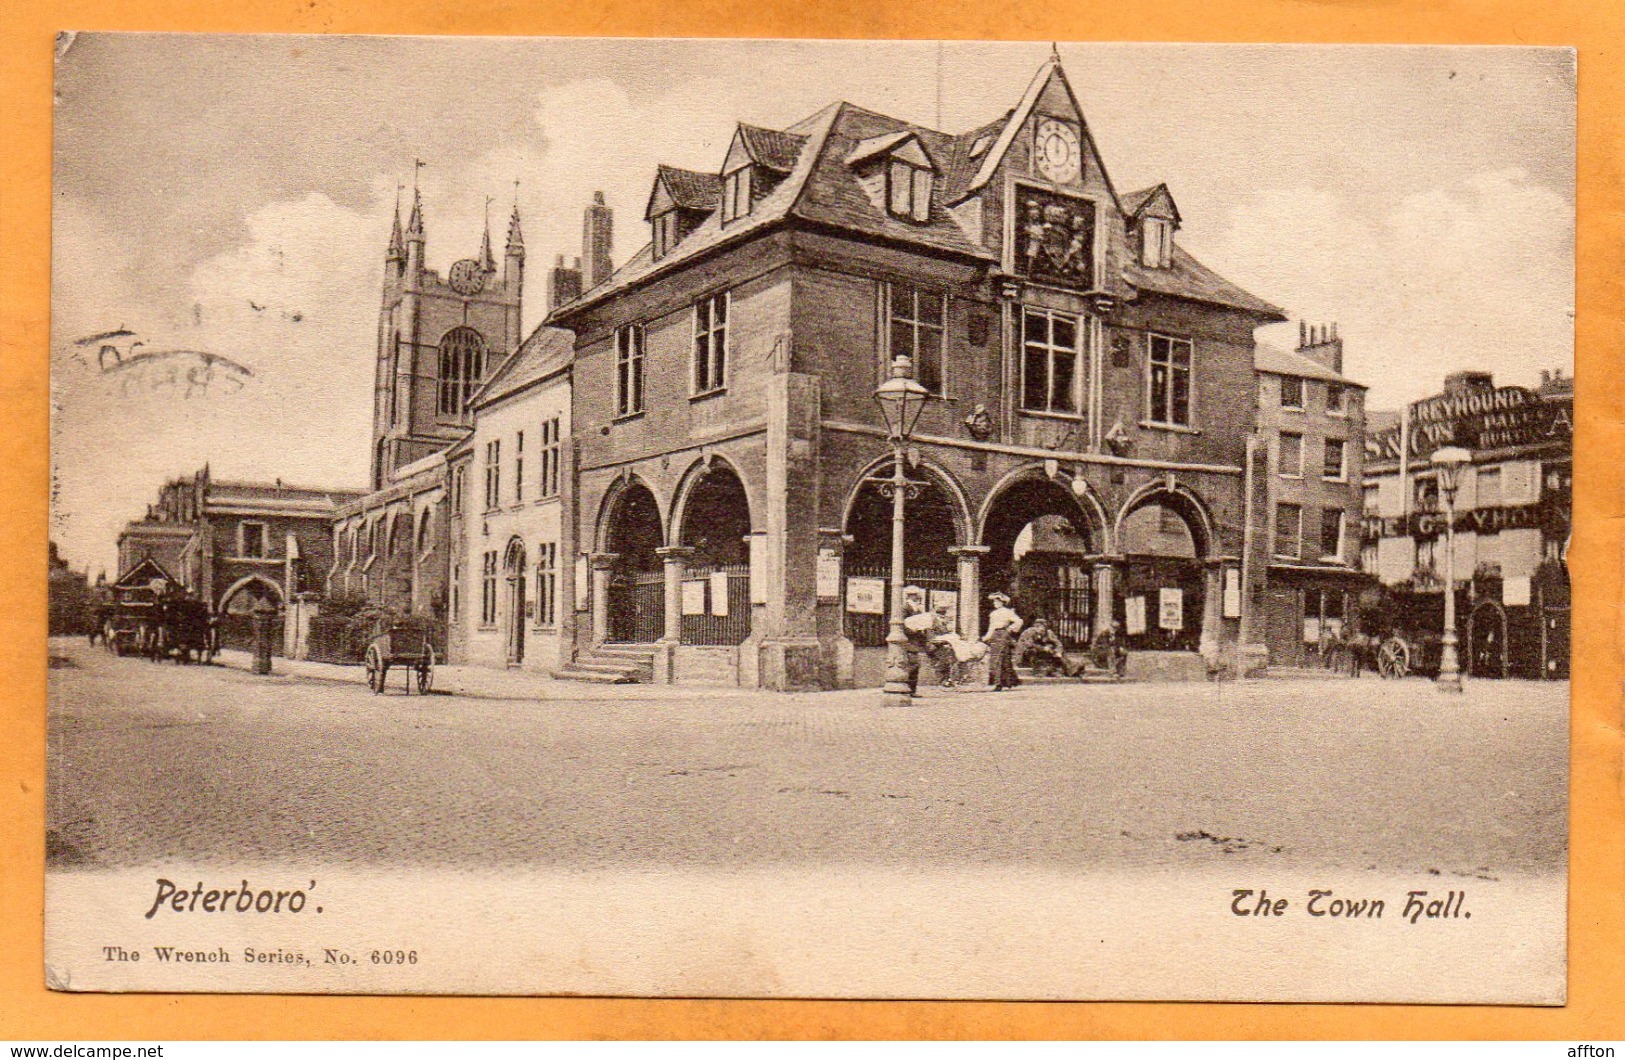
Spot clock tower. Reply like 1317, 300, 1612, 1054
372, 190, 524, 489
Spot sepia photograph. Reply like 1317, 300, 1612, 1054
46, 36, 1574, 1001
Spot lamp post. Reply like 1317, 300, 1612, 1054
874, 354, 931, 704
1432, 445, 1470, 694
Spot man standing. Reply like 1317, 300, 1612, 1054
983, 591, 1023, 691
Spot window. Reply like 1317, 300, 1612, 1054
484, 440, 501, 511
1477, 466, 1502, 508
1322, 438, 1346, 481
480, 550, 498, 626
240, 522, 267, 559
1021, 307, 1080, 414
1326, 384, 1345, 414
1279, 376, 1304, 410
652, 211, 679, 259
437, 327, 487, 416
887, 159, 933, 223
1363, 483, 1380, 515
1320, 509, 1345, 561
534, 542, 558, 628
417, 510, 433, 555
615, 324, 645, 417
539, 415, 562, 498
1141, 218, 1172, 268
1275, 502, 1302, 558
693, 293, 729, 394
887, 285, 946, 396
514, 431, 525, 504
451, 466, 465, 516
1147, 333, 1193, 426
721, 167, 751, 224
1279, 432, 1303, 478
1414, 476, 1439, 513
450, 561, 461, 622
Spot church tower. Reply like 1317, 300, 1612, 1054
371, 190, 524, 490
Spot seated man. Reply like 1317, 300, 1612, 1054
1014, 617, 1074, 677
1088, 619, 1129, 677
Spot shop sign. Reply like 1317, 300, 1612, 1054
1366, 389, 1571, 461
1369, 500, 1564, 540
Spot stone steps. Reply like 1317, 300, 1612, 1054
552, 643, 658, 684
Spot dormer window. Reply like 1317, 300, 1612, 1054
652, 211, 678, 259
722, 167, 751, 224
1141, 217, 1173, 268
887, 159, 932, 223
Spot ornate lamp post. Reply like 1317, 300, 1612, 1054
874, 354, 931, 704
1432, 445, 1470, 694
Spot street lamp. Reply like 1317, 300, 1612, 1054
1432, 445, 1470, 694
874, 353, 931, 704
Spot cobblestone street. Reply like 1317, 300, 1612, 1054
47, 637, 1567, 877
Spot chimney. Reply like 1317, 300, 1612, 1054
546, 253, 583, 311
1295, 320, 1344, 374
581, 190, 614, 291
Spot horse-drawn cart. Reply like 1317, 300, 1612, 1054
363, 618, 436, 695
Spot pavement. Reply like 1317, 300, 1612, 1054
47, 635, 1569, 877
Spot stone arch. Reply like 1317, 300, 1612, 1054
219, 573, 284, 613
671, 455, 754, 569
1114, 480, 1216, 559
595, 472, 668, 557
838, 450, 974, 553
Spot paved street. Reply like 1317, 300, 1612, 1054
46, 636, 1567, 877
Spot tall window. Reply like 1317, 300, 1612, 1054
1275, 502, 1302, 558
1326, 384, 1345, 414
652, 211, 679, 259
693, 293, 729, 394
1021, 307, 1079, 414
1147, 333, 1193, 426
450, 561, 460, 622
615, 324, 645, 417
437, 327, 487, 416
1279, 432, 1303, 478
480, 550, 498, 626
887, 285, 946, 396
417, 510, 432, 555
514, 431, 525, 504
1320, 509, 1344, 561
451, 465, 465, 516
1322, 438, 1346, 481
535, 542, 558, 628
721, 167, 751, 224
1279, 376, 1304, 410
484, 440, 501, 511
1141, 218, 1172, 268
240, 521, 267, 558
887, 160, 933, 222
539, 415, 562, 498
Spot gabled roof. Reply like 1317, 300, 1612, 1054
734, 124, 808, 173
960, 56, 1119, 209
1124, 244, 1287, 322
471, 326, 574, 410
115, 557, 177, 588
645, 164, 721, 221
1254, 342, 1363, 386
1121, 183, 1181, 225
844, 130, 918, 167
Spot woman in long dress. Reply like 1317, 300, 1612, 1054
983, 591, 1023, 691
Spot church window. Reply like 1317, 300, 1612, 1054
239, 522, 267, 559
616, 324, 645, 417
721, 167, 751, 224
885, 284, 945, 396
693, 292, 729, 394
437, 327, 487, 416
417, 510, 433, 555
1021, 307, 1080, 415
1147, 333, 1193, 426
887, 159, 933, 223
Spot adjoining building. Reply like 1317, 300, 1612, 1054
1361, 368, 1572, 679
115, 467, 362, 653
546, 55, 1290, 689
1251, 324, 1372, 668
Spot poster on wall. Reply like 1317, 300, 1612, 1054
709, 570, 730, 616
816, 548, 841, 599
1158, 587, 1183, 631
845, 576, 886, 614
681, 579, 707, 616
1124, 594, 1147, 636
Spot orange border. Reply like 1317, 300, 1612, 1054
4, 1, 1621, 1040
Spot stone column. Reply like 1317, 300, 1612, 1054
656, 546, 693, 644
950, 545, 990, 639
1092, 558, 1120, 638
588, 552, 617, 646
1199, 559, 1226, 665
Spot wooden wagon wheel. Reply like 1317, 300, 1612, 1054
1377, 636, 1410, 679
416, 646, 434, 695
365, 644, 386, 694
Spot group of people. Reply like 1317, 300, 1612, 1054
897, 588, 1129, 698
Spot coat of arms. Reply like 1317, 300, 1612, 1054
1015, 192, 1095, 288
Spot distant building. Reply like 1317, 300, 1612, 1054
116, 467, 363, 652
48, 541, 92, 636
1361, 368, 1572, 678
1251, 324, 1371, 668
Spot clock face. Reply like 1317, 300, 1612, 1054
1035, 118, 1082, 184
448, 258, 486, 296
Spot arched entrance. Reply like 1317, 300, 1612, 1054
842, 459, 965, 647
981, 473, 1102, 649
217, 575, 284, 654
1116, 490, 1209, 653
676, 461, 753, 645
504, 537, 527, 665
1467, 599, 1508, 678
602, 479, 665, 643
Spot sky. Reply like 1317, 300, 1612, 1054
50, 36, 1575, 576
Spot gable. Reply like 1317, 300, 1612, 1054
964, 61, 1119, 208
645, 178, 676, 222
723, 131, 754, 176
115, 556, 177, 588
